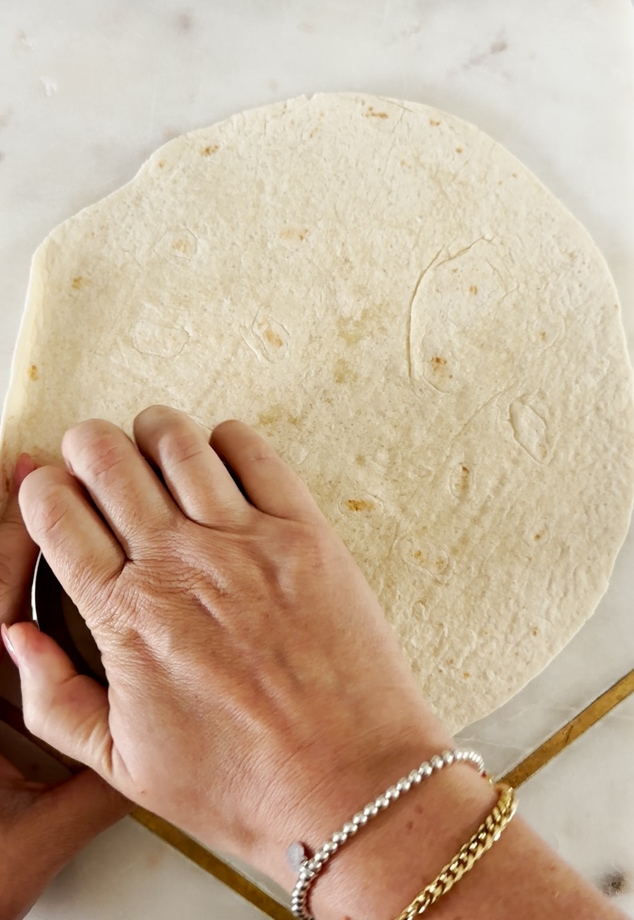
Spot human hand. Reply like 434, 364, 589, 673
5, 413, 625, 920
0, 458, 130, 920
5, 408, 454, 886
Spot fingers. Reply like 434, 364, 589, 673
211, 420, 323, 522
19, 465, 125, 610
0, 752, 24, 783
61, 419, 179, 557
3, 622, 114, 778
133, 406, 251, 527
0, 456, 39, 635
25, 769, 130, 849
4, 770, 129, 919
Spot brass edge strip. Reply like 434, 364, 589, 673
501, 668, 634, 788
131, 807, 293, 920
2, 667, 634, 919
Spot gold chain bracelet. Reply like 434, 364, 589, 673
395, 782, 518, 920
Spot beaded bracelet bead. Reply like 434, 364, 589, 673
289, 748, 486, 920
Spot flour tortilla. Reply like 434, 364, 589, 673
2, 93, 633, 731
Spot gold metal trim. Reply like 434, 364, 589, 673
1, 666, 633, 918
501, 668, 634, 788
132, 807, 293, 920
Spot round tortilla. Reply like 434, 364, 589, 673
2, 93, 633, 731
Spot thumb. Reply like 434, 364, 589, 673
0, 454, 39, 631
2, 621, 114, 779
25, 768, 131, 850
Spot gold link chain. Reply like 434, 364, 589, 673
395, 783, 518, 920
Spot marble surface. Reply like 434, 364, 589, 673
0, 0, 633, 917
519, 692, 634, 917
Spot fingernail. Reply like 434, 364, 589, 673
1, 623, 19, 667
13, 454, 36, 490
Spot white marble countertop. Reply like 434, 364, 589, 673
1, 1, 633, 917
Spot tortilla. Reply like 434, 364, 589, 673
2, 93, 633, 731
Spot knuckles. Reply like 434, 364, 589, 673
157, 423, 208, 468
19, 469, 75, 543
135, 406, 219, 475
63, 419, 132, 484
135, 406, 208, 463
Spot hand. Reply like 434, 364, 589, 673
4, 413, 625, 920
0, 458, 130, 920
5, 408, 454, 886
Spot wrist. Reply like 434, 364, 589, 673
247, 712, 495, 919
252, 711, 453, 878
304, 755, 497, 920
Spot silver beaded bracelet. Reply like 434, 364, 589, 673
288, 748, 486, 920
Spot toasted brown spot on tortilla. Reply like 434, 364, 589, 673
364, 106, 389, 119
279, 227, 309, 242
334, 357, 358, 384
263, 328, 284, 347
345, 498, 375, 512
